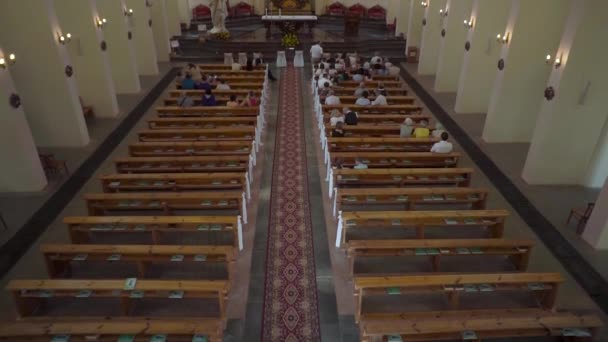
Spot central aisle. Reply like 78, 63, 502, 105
261, 65, 321, 341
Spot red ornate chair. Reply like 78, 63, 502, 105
387, 17, 396, 33
347, 3, 367, 17
232, 2, 253, 17
326, 2, 346, 16
192, 4, 211, 20
367, 5, 386, 20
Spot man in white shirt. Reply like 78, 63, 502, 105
325, 90, 341, 105
355, 91, 371, 106
310, 42, 323, 63
430, 132, 454, 153
371, 54, 382, 66
317, 74, 332, 88
371, 90, 387, 106
216, 80, 231, 90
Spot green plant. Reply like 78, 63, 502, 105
281, 33, 299, 48
211, 31, 230, 40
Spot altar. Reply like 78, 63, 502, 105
261, 15, 318, 38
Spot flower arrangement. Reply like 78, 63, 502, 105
210, 31, 230, 40
281, 33, 299, 48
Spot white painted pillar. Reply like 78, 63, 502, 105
522, 0, 608, 185
150, 0, 171, 62
54, 0, 119, 118
386, 0, 400, 27
314, 0, 325, 16
453, 0, 511, 114
177, 0, 192, 24
166, 0, 182, 37
396, 0, 411, 38
482, 0, 570, 143
434, 0, 473, 92
0, 47, 48, 192
583, 177, 608, 249
405, 0, 426, 54
0, 0, 89, 147
418, 0, 447, 75
125, 0, 159, 75
97, 0, 141, 94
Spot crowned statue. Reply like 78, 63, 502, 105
210, 0, 229, 34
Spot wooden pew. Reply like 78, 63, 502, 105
148, 117, 257, 130
41, 243, 235, 281
331, 168, 474, 188
319, 95, 416, 105
353, 272, 564, 322
115, 156, 250, 174
100, 173, 249, 198
334, 187, 489, 213
156, 106, 259, 118
327, 137, 438, 153
138, 127, 255, 142
64, 216, 241, 248
332, 87, 408, 96
336, 210, 509, 247
322, 114, 432, 125
197, 65, 265, 72
7, 279, 228, 319
324, 124, 435, 137
129, 141, 254, 158
169, 89, 262, 98
346, 238, 534, 276
359, 311, 602, 342
338, 80, 402, 87
0, 318, 224, 342
84, 192, 246, 220
164, 96, 242, 106
176, 82, 263, 90
322, 104, 423, 114
329, 152, 460, 169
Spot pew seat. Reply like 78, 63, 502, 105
138, 128, 255, 142
128, 141, 254, 158
169, 89, 263, 98
320, 96, 416, 105
331, 87, 408, 96
148, 117, 257, 129
115, 156, 251, 174
156, 106, 259, 118
324, 124, 435, 138
331, 168, 473, 188
322, 104, 423, 114
322, 114, 432, 125
330, 152, 460, 169
326, 137, 438, 153
176, 82, 263, 90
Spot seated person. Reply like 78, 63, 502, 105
432, 122, 446, 138
216, 79, 231, 90
201, 89, 217, 106
328, 64, 338, 77
351, 70, 364, 83
245, 58, 255, 71
331, 121, 345, 137
185, 63, 201, 81
240, 91, 259, 107
375, 83, 388, 96
413, 120, 431, 138
319, 82, 332, 97
355, 91, 371, 106
371, 90, 388, 106
181, 73, 195, 90
231, 62, 242, 71
197, 76, 212, 91
226, 95, 239, 107
325, 90, 341, 105
337, 70, 349, 82
353, 158, 369, 169
317, 73, 332, 88
344, 109, 358, 126
176, 71, 185, 84
431, 132, 454, 153
386, 62, 400, 77
400, 118, 414, 137
353, 82, 368, 97
177, 93, 194, 107
329, 109, 345, 127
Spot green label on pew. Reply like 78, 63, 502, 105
387, 335, 403, 342
107, 254, 122, 261
37, 290, 54, 298
76, 290, 92, 298
464, 218, 477, 225
396, 196, 408, 202
171, 254, 184, 262
51, 335, 70, 342
113, 225, 128, 231
72, 254, 88, 261
169, 290, 184, 299
197, 224, 210, 231
366, 196, 376, 202
386, 287, 401, 295
391, 219, 401, 226
345, 196, 357, 202
462, 330, 478, 340
426, 248, 440, 255
414, 248, 427, 256
134, 224, 147, 231
528, 283, 546, 291
201, 200, 212, 206
478, 284, 495, 292
470, 247, 483, 254
118, 335, 135, 342
194, 254, 207, 262
150, 335, 167, 342
210, 224, 222, 231
192, 336, 208, 342
445, 195, 457, 201
444, 218, 458, 225
129, 290, 144, 298
464, 285, 478, 293
124, 278, 137, 290
218, 200, 228, 206
561, 328, 592, 337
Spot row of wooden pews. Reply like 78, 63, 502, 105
311, 63, 602, 341
0, 64, 270, 341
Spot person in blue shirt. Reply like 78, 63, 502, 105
197, 76, 212, 91
201, 89, 217, 106
181, 73, 195, 90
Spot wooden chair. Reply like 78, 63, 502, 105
39, 153, 69, 176
567, 202, 595, 234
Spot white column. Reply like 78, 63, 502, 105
418, 0, 447, 75
0, 0, 89, 147
482, 0, 570, 143
386, 0, 400, 27
406, 1, 426, 54
97, 0, 141, 94
125, 0, 159, 75
177, 0, 192, 24
0, 47, 48, 192
453, 0, 512, 114
166, 0, 182, 37
150, 0, 171, 62
522, 0, 608, 185
434, 0, 473, 92
583, 177, 608, 249
396, 0, 412, 38
54, 0, 119, 118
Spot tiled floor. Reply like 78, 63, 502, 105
400, 62, 608, 280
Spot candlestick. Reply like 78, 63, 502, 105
279, 9, 282, 17
265, 8, 268, 16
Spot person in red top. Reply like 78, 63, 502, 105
240, 91, 259, 107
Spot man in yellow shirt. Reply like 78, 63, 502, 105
413, 120, 430, 138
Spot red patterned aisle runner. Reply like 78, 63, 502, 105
261, 65, 321, 341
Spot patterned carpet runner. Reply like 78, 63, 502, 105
261, 66, 321, 341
